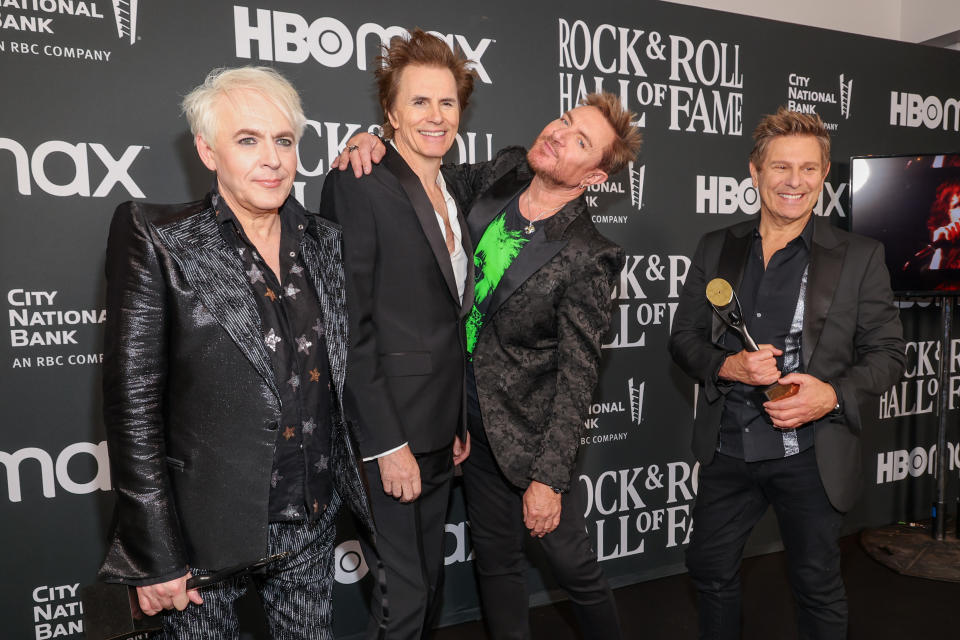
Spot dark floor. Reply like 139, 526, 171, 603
433, 534, 960, 639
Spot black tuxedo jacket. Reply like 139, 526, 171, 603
319, 145, 474, 457
443, 147, 624, 492
97, 195, 372, 585
668, 217, 905, 512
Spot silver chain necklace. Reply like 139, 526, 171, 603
521, 192, 564, 235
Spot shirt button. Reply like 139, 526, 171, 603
756, 312, 762, 318
744, 427, 751, 432
289, 251, 296, 258
298, 224, 304, 231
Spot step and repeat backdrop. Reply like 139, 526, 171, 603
2, 1, 960, 638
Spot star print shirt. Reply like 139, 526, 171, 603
214, 190, 333, 522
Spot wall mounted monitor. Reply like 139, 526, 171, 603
849, 153, 960, 296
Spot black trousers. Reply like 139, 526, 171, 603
461, 421, 621, 640
686, 448, 846, 640
360, 447, 454, 640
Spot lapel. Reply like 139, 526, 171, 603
153, 205, 279, 400
381, 145, 462, 307
455, 197, 476, 319
301, 217, 349, 401
802, 217, 847, 369
711, 221, 756, 343
466, 162, 531, 243
484, 197, 577, 320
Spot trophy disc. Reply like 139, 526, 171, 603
706, 278, 734, 307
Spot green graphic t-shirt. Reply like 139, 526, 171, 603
465, 198, 532, 356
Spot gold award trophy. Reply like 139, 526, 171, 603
705, 277, 799, 402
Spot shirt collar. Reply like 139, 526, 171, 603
210, 184, 306, 235
752, 215, 815, 251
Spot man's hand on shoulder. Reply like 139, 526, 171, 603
523, 480, 562, 538
763, 373, 838, 430
378, 444, 421, 502
136, 572, 202, 616
718, 345, 782, 386
331, 133, 386, 178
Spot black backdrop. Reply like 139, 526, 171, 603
2, 1, 959, 638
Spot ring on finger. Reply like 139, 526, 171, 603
347, 144, 360, 153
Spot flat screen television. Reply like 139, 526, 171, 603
849, 153, 960, 296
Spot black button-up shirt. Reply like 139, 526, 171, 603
213, 190, 333, 522
718, 219, 814, 462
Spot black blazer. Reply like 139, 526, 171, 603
97, 196, 372, 585
319, 145, 474, 457
668, 217, 905, 512
443, 147, 624, 492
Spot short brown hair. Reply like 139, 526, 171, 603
579, 93, 642, 175
375, 29, 476, 139
750, 107, 831, 171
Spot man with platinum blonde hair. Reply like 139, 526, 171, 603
96, 65, 372, 638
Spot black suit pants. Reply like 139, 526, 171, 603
360, 448, 454, 640
686, 448, 846, 640
461, 421, 621, 640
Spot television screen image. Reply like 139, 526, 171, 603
850, 153, 960, 296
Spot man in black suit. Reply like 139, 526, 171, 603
96, 67, 371, 639
319, 31, 476, 639
336, 92, 640, 639
669, 107, 905, 639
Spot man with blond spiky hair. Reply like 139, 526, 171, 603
96, 66, 371, 639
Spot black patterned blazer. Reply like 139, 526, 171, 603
443, 147, 625, 492
97, 194, 372, 585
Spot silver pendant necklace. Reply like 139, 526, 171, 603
521, 192, 564, 235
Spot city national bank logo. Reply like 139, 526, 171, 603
785, 72, 852, 130
0, 0, 140, 62
889, 91, 960, 131
112, 0, 138, 44
8, 288, 107, 370
840, 74, 853, 118
233, 6, 494, 83
695, 175, 846, 217
581, 378, 645, 446
587, 161, 644, 224
32, 583, 84, 639
558, 18, 743, 135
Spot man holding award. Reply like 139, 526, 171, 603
669, 108, 905, 639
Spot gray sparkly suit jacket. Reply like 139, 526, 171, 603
97, 194, 372, 585
443, 147, 625, 492
668, 217, 905, 512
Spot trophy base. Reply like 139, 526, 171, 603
763, 382, 799, 402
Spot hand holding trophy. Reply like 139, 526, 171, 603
705, 277, 799, 402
